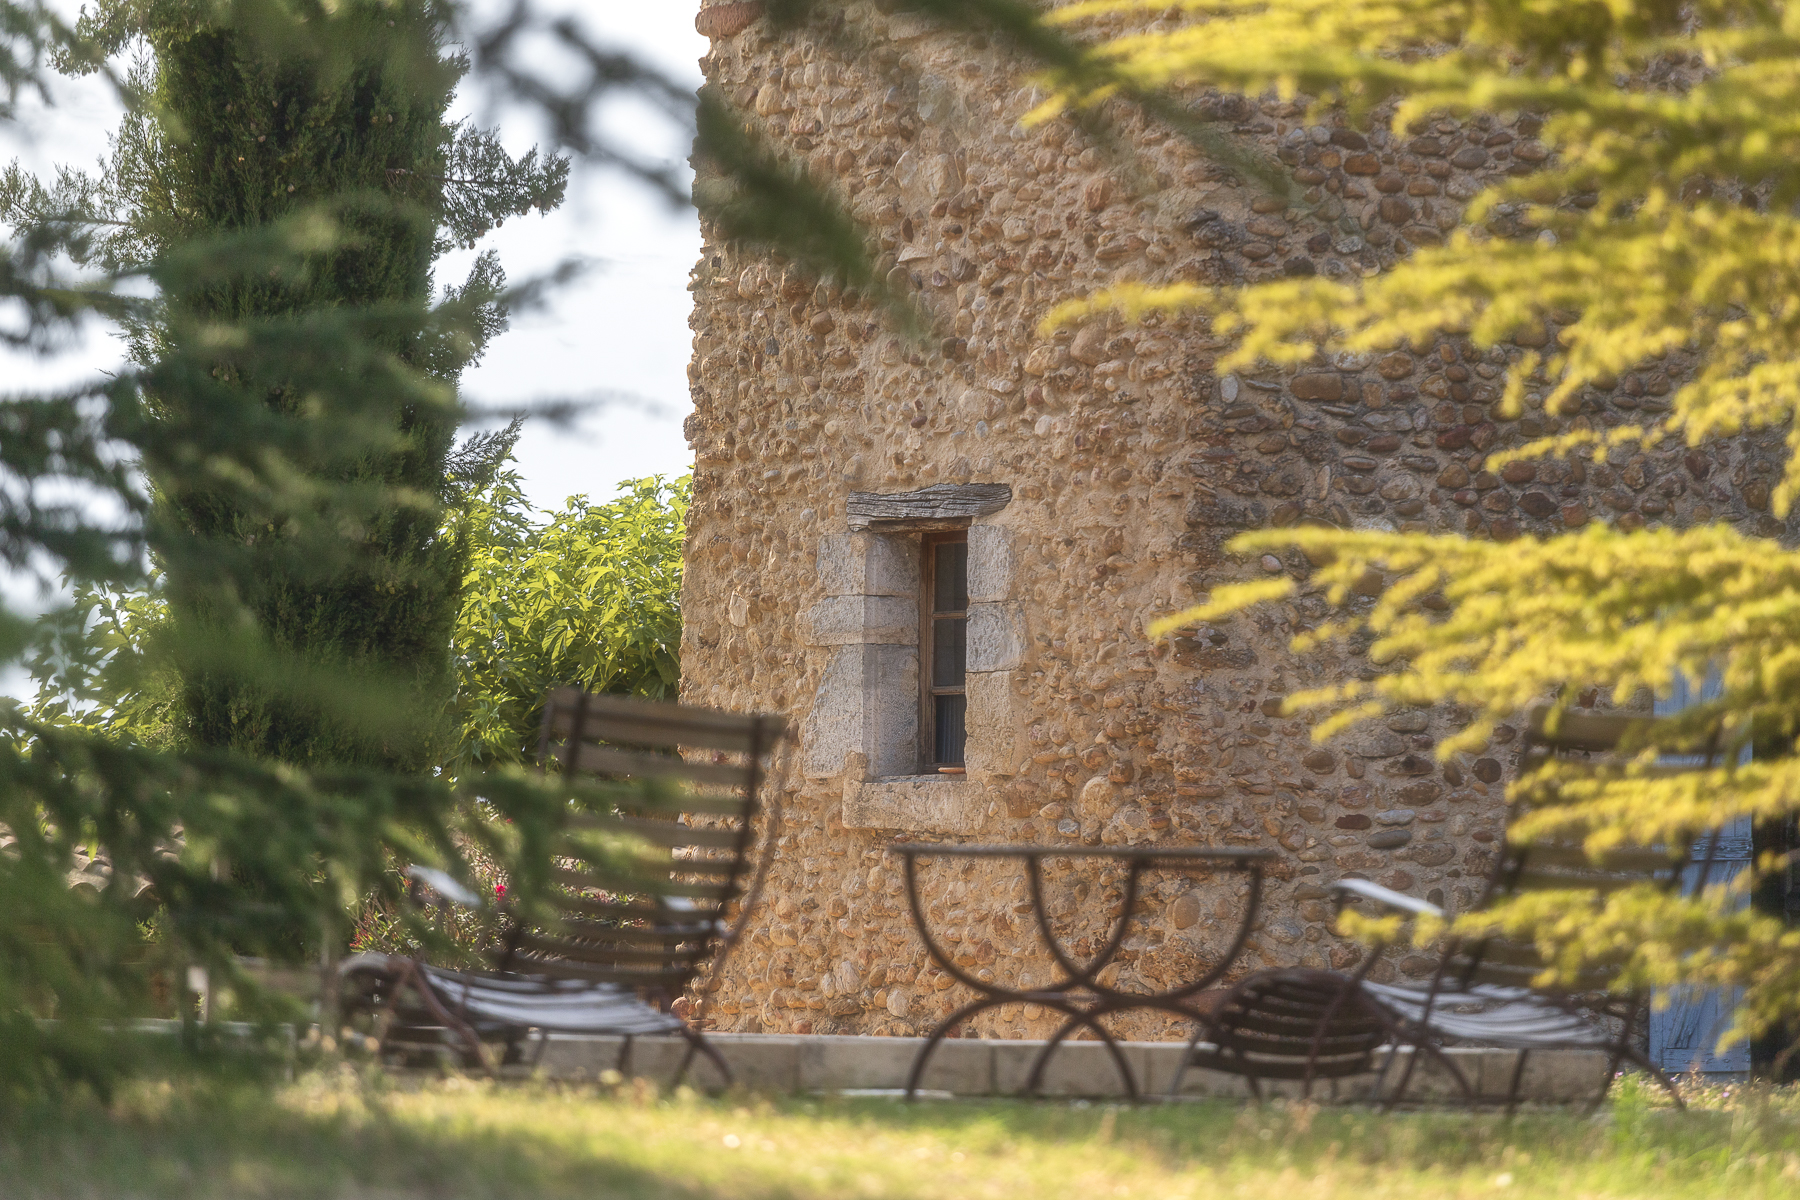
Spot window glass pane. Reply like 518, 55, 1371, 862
934, 693, 967, 766
932, 616, 965, 686
933, 541, 968, 613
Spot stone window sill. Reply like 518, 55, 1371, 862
842, 774, 980, 835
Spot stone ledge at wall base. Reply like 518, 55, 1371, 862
531, 1032, 1622, 1104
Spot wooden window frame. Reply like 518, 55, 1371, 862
920, 530, 968, 772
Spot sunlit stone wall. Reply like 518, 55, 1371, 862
679, 1, 1789, 1038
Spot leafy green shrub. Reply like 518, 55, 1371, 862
447, 470, 688, 778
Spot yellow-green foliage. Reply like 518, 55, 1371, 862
1019, 2, 1800, 1044
1173, 523, 1800, 1024
1039, 0, 1800, 514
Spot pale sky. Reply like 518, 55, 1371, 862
0, 2, 708, 695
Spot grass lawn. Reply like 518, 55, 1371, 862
2, 1068, 1798, 1199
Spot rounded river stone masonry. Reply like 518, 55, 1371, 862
677, 1, 1796, 1040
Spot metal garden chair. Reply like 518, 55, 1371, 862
1329, 702, 1735, 1110
339, 690, 787, 1084
1171, 965, 1424, 1102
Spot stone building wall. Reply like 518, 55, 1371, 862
679, 0, 1791, 1038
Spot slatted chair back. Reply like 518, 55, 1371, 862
504, 689, 787, 1008
1441, 704, 1720, 995
1198, 968, 1395, 1091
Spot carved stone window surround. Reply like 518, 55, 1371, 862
801, 484, 1028, 835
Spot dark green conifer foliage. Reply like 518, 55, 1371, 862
0, 0, 863, 1095
33, 0, 567, 771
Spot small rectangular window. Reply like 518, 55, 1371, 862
922, 533, 967, 770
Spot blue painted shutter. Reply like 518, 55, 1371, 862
1647, 669, 1752, 1075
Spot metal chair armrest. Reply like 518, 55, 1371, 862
406, 864, 486, 910
1331, 877, 1445, 918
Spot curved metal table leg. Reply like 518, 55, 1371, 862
888, 845, 1275, 1104
904, 992, 1020, 1099
1021, 1005, 1140, 1102
1166, 1023, 1212, 1100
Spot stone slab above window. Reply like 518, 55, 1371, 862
846, 483, 1012, 530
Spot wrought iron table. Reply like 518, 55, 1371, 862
889, 842, 1277, 1100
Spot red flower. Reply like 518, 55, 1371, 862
495, 883, 507, 896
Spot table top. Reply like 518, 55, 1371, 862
888, 842, 1276, 862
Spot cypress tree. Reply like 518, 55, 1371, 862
22, 0, 566, 771
0, 0, 876, 1093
